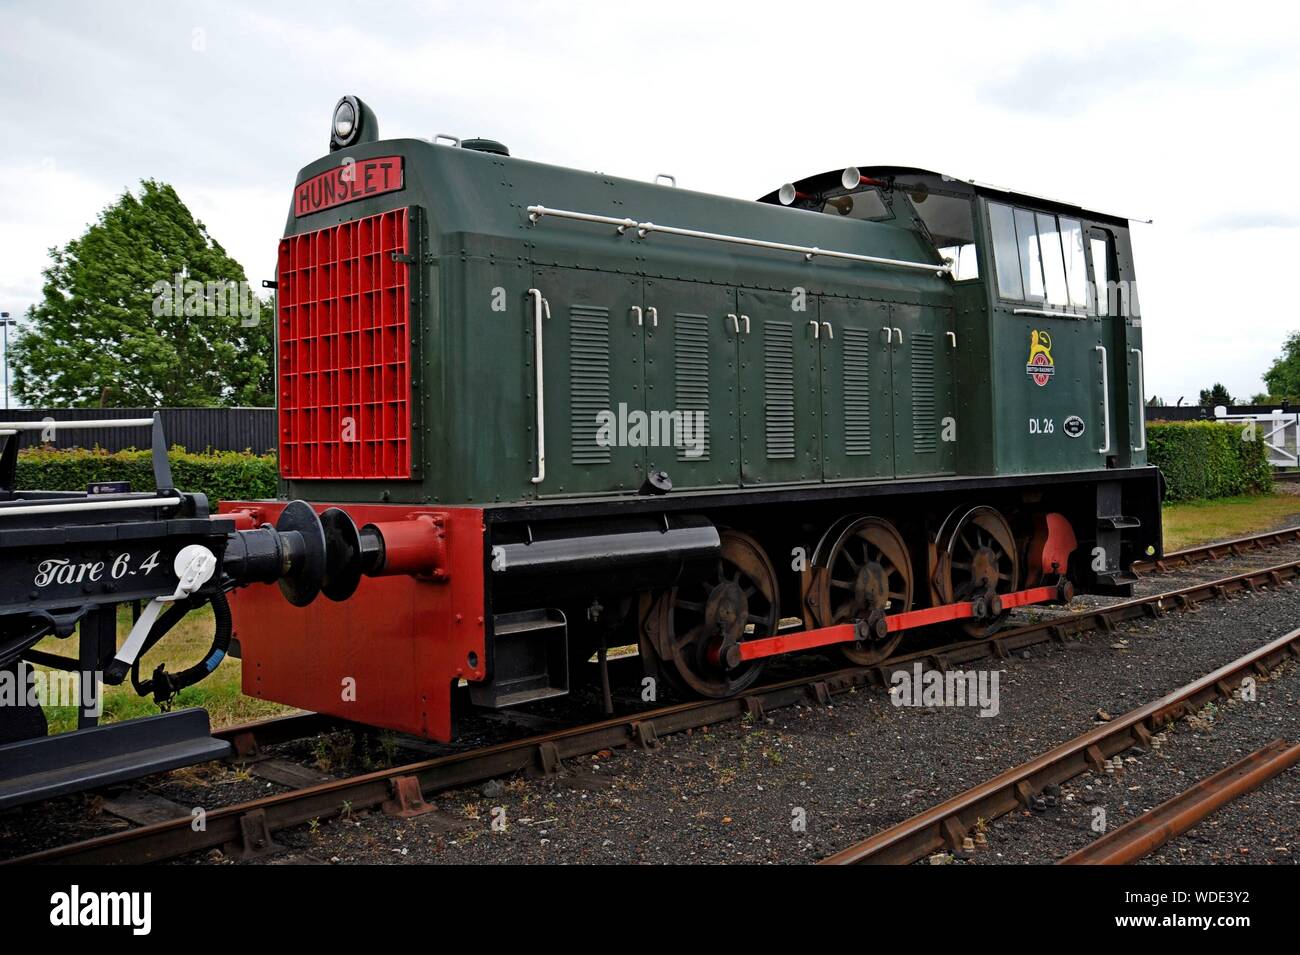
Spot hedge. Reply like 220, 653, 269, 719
1147, 421, 1274, 502
11, 425, 1274, 507
15, 447, 278, 504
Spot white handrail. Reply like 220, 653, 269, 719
1096, 345, 1111, 455
527, 289, 549, 485
0, 494, 182, 519
0, 418, 154, 430
526, 205, 951, 276
1130, 347, 1146, 452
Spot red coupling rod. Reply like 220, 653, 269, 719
735, 583, 1067, 664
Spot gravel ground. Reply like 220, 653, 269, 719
221, 579, 1300, 865
968, 656, 1300, 865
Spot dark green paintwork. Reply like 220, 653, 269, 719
277, 141, 1145, 507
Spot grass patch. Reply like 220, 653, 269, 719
35, 603, 294, 734
1162, 493, 1300, 552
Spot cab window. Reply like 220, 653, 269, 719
1090, 233, 1112, 316
910, 192, 980, 281
988, 201, 1088, 310
820, 188, 891, 220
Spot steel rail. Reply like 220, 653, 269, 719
213, 711, 352, 754
819, 628, 1300, 865
1059, 738, 1300, 865
1132, 524, 1300, 575
13, 556, 1300, 866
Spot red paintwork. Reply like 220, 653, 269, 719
220, 507, 263, 531
293, 156, 404, 216
277, 207, 413, 480
997, 585, 1060, 609
736, 585, 1062, 662
368, 514, 447, 578
735, 624, 857, 660
221, 501, 485, 742
1027, 511, 1077, 583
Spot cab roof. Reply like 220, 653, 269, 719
758, 165, 1143, 226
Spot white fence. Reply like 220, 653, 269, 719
1213, 406, 1300, 468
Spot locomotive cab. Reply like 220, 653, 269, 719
767, 165, 1153, 582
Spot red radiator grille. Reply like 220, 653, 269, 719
277, 208, 412, 479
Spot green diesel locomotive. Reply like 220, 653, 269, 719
224, 95, 1161, 740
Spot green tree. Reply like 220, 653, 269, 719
1248, 392, 1286, 405
10, 180, 273, 407
1263, 332, 1300, 403
1198, 383, 1233, 407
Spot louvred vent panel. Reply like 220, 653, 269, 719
277, 208, 412, 479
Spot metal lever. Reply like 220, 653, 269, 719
947, 331, 957, 348
883, 326, 893, 343
647, 306, 658, 328
727, 313, 740, 333
529, 289, 550, 483
893, 327, 904, 343
821, 321, 832, 339
741, 314, 750, 333
631, 305, 643, 327
105, 544, 217, 684
809, 319, 820, 339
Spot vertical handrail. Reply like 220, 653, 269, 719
1130, 347, 1146, 453
1096, 345, 1111, 455
528, 289, 550, 484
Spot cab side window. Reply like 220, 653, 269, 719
1060, 218, 1088, 308
989, 202, 1024, 298
910, 192, 980, 281
1090, 234, 1112, 316
988, 201, 1089, 312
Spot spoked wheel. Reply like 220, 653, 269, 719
810, 517, 913, 666
934, 505, 1020, 638
646, 529, 780, 698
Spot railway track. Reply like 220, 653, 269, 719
819, 628, 1300, 865
1132, 524, 1300, 575
1058, 739, 1300, 865
11, 552, 1300, 865
213, 711, 349, 754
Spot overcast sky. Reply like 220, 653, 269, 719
2, 0, 1298, 403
